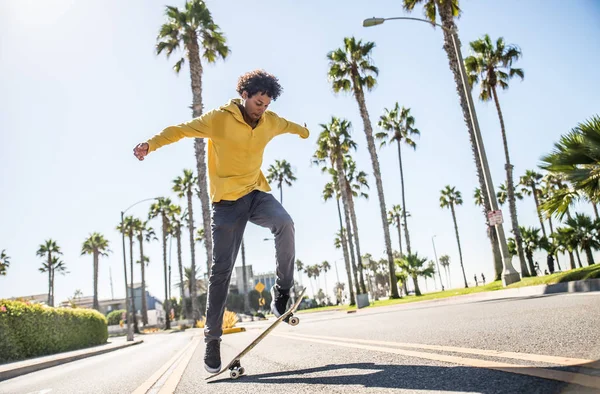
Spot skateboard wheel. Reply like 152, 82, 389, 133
230, 370, 240, 379
289, 316, 300, 326
238, 367, 245, 375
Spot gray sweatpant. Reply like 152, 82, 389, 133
204, 190, 295, 342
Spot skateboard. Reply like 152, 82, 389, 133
205, 287, 307, 380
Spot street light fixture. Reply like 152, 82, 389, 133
363, 16, 520, 286
120, 196, 160, 341
431, 235, 444, 291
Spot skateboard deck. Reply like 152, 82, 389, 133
206, 287, 306, 380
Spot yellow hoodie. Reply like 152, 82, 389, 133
147, 99, 310, 202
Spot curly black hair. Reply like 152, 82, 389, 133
236, 69, 283, 100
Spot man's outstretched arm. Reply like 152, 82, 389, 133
272, 113, 310, 139
133, 110, 215, 161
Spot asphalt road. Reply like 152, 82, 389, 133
1, 292, 599, 394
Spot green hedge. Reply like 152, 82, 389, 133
0, 300, 108, 363
106, 309, 126, 326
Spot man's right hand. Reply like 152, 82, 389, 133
133, 142, 149, 161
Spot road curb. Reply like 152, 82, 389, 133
0, 339, 143, 382
223, 327, 246, 335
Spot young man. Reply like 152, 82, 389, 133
133, 70, 309, 373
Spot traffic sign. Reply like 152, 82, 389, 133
487, 210, 503, 225
255, 281, 265, 293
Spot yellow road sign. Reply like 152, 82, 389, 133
255, 281, 265, 293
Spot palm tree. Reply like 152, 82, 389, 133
540, 115, 600, 199
519, 170, 547, 237
497, 182, 523, 206
343, 155, 368, 293
169, 209, 186, 319
552, 227, 578, 270
566, 213, 598, 265
149, 197, 180, 329
117, 216, 140, 333
156, 0, 230, 283
136, 221, 156, 325
0, 250, 9, 276
39, 256, 68, 306
173, 169, 201, 322
377, 103, 419, 256
519, 227, 543, 276
439, 186, 468, 288
396, 253, 434, 296
81, 233, 111, 311
313, 117, 360, 302
266, 159, 297, 204
321, 261, 331, 301
464, 34, 527, 277
402, 0, 502, 280
327, 37, 399, 299
439, 254, 451, 288
36, 240, 62, 306
387, 205, 404, 256
323, 173, 359, 298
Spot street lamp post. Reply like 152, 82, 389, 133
120, 197, 160, 341
431, 235, 444, 291
363, 16, 520, 286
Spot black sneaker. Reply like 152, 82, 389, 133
270, 286, 290, 318
204, 340, 221, 373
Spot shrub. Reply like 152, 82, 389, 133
106, 309, 126, 326
195, 309, 238, 329
0, 300, 108, 363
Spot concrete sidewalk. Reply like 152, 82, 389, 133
0, 336, 143, 381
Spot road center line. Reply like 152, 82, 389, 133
282, 333, 596, 368
157, 337, 201, 394
274, 333, 600, 390
132, 336, 200, 394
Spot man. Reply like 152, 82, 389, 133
133, 70, 309, 373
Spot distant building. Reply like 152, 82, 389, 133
233, 265, 254, 294
7, 294, 48, 305
59, 296, 126, 315
253, 271, 277, 292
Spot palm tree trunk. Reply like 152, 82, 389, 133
93, 251, 100, 310
351, 81, 399, 299
412, 274, 421, 296
241, 239, 250, 312
47, 253, 52, 306
526, 252, 536, 275
51, 266, 55, 307
279, 182, 283, 204
186, 190, 199, 321
592, 203, 600, 220
176, 229, 185, 319
435, 0, 503, 282
162, 215, 171, 329
531, 186, 547, 238
566, 209, 584, 268
139, 234, 148, 325
129, 235, 139, 334
396, 140, 412, 255
346, 181, 367, 294
584, 246, 595, 265
450, 204, 468, 288
188, 34, 213, 281
335, 155, 361, 298
546, 217, 561, 271
568, 251, 576, 270
336, 195, 355, 305
491, 87, 528, 277
395, 215, 403, 256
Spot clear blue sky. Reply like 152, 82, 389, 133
1, 0, 599, 304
